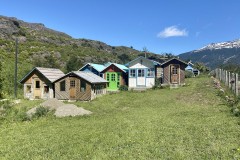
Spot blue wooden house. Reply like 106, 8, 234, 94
79, 63, 106, 78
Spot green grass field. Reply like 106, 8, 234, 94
0, 76, 240, 159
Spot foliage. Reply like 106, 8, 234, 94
33, 106, 49, 118
220, 63, 240, 74
194, 62, 209, 73
185, 70, 194, 78
118, 85, 128, 91
152, 78, 162, 89
65, 56, 83, 73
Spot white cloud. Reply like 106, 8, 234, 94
157, 26, 188, 38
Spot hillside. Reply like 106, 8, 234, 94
179, 39, 240, 69
0, 15, 164, 96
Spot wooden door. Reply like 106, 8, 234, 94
170, 65, 179, 84
137, 69, 146, 86
69, 80, 76, 99
34, 79, 41, 99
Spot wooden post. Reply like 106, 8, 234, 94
219, 69, 222, 81
225, 70, 228, 86
236, 73, 238, 96
228, 72, 231, 88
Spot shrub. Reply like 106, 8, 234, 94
119, 85, 128, 91
16, 112, 30, 121
185, 70, 194, 78
34, 106, 49, 118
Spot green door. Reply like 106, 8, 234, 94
106, 72, 121, 90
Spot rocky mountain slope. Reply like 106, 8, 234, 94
0, 15, 165, 96
179, 39, 240, 69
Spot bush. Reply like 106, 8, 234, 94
34, 106, 49, 118
119, 85, 128, 91
185, 70, 194, 78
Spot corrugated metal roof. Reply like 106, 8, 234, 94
73, 71, 108, 84
20, 67, 65, 83
36, 67, 65, 82
103, 62, 128, 72
89, 63, 106, 72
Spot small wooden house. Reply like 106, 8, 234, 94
53, 71, 108, 101
101, 62, 128, 91
185, 61, 200, 76
125, 56, 160, 89
20, 67, 65, 99
156, 58, 188, 85
79, 63, 105, 78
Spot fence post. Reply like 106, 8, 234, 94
220, 69, 222, 81
236, 73, 238, 96
228, 72, 231, 88
225, 70, 228, 86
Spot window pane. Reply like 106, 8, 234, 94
70, 80, 75, 87
60, 80, 66, 91
35, 81, 40, 88
81, 81, 86, 92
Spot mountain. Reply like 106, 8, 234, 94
179, 39, 240, 69
0, 15, 165, 96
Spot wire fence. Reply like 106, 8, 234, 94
212, 68, 239, 96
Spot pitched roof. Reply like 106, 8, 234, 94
161, 58, 188, 66
125, 56, 160, 66
103, 62, 128, 72
54, 71, 108, 84
79, 63, 106, 72
20, 67, 65, 83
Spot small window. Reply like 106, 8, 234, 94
60, 80, 66, 91
35, 81, 40, 88
70, 80, 75, 87
147, 68, 154, 77
172, 67, 178, 74
138, 69, 145, 77
111, 74, 116, 81
107, 73, 110, 81
26, 85, 31, 93
81, 81, 86, 92
117, 73, 120, 81
129, 69, 136, 77
44, 86, 49, 93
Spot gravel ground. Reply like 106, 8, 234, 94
54, 104, 92, 117
27, 98, 92, 117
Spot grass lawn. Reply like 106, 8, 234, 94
0, 76, 240, 159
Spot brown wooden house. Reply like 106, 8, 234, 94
20, 67, 65, 99
156, 58, 188, 85
54, 71, 108, 101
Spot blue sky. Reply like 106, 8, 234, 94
1, 0, 240, 55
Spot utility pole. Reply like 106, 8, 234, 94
14, 38, 18, 99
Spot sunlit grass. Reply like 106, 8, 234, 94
0, 76, 239, 159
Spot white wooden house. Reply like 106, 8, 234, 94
125, 56, 160, 89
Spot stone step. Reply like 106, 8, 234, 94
170, 84, 179, 89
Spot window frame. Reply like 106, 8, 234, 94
138, 69, 145, 77
129, 69, 136, 77
147, 68, 154, 77
60, 80, 66, 91
80, 80, 86, 92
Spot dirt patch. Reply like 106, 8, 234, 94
41, 98, 65, 110
54, 104, 92, 117
27, 98, 92, 117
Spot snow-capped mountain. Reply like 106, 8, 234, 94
194, 39, 240, 52
179, 39, 240, 69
